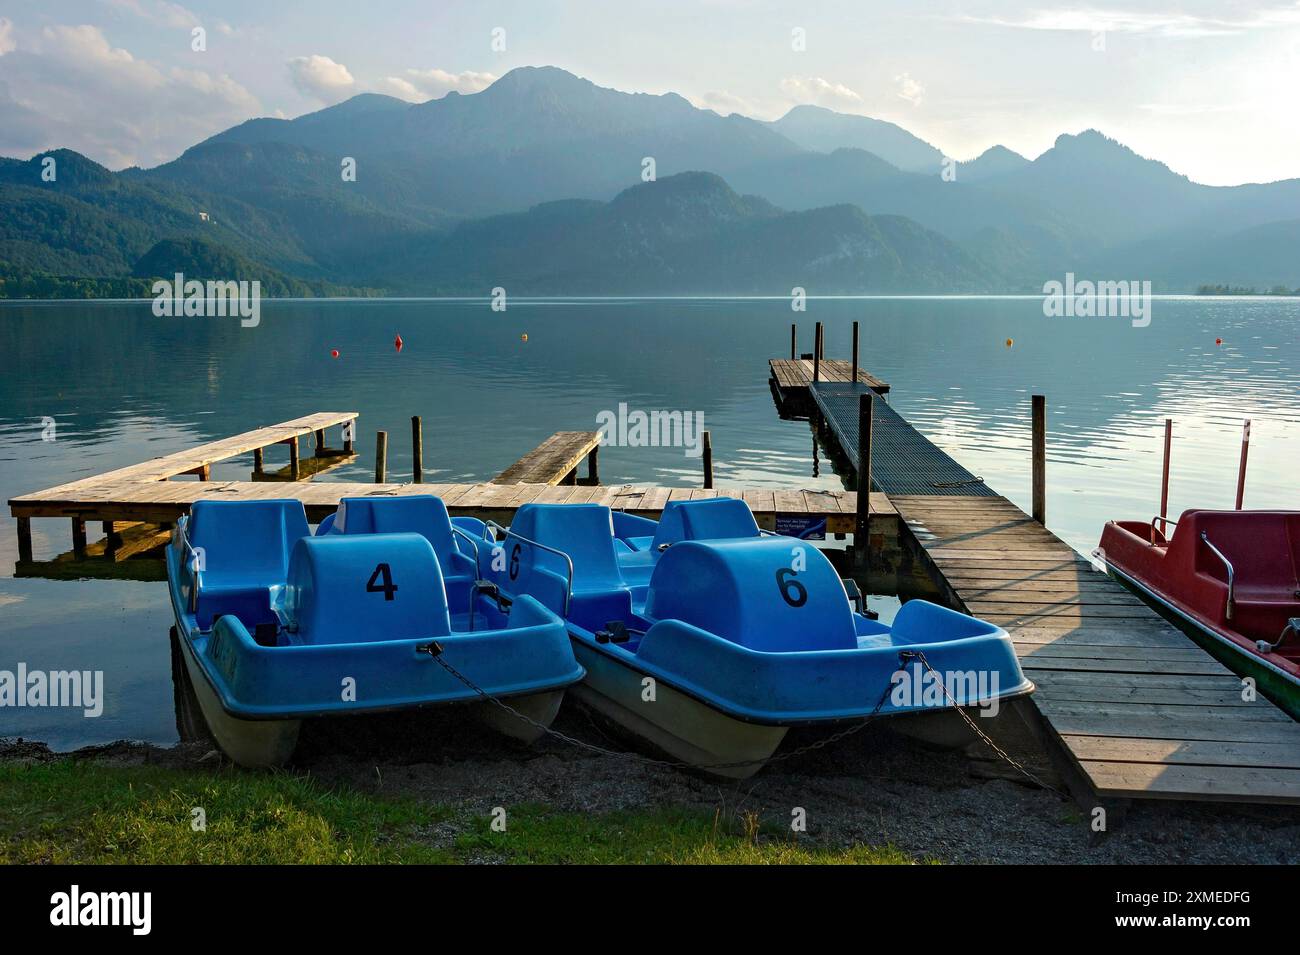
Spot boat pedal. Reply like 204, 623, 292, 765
840, 577, 871, 616
595, 621, 631, 645
473, 579, 513, 611
252, 622, 280, 647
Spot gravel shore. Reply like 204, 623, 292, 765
7, 700, 1297, 864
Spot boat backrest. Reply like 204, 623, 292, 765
644, 537, 857, 652
189, 499, 310, 581
1176, 510, 1300, 590
282, 533, 451, 645
508, 504, 625, 596
651, 497, 761, 550
333, 495, 467, 576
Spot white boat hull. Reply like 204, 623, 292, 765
572, 642, 788, 779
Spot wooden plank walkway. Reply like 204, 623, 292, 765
492, 431, 600, 486
894, 493, 1300, 805
769, 358, 889, 393
11, 478, 894, 530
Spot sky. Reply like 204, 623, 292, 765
1, 0, 1298, 185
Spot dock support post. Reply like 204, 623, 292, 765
1159, 418, 1172, 527
314, 429, 326, 456
288, 436, 300, 481
813, 322, 822, 383
855, 394, 873, 574
790, 324, 797, 360
71, 518, 87, 555
587, 446, 600, 484
1235, 419, 1251, 510
16, 516, 32, 563
851, 321, 859, 383
253, 446, 264, 475
411, 416, 423, 484
1032, 394, 1046, 525
343, 422, 354, 455
375, 431, 388, 483
702, 430, 714, 489
102, 520, 122, 555
197, 463, 210, 482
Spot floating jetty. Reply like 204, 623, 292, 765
775, 320, 1300, 807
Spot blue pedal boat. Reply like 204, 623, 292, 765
165, 497, 583, 767
482, 498, 1033, 778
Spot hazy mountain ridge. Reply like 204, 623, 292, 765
4, 65, 1300, 295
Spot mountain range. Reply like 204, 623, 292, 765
3, 64, 1299, 296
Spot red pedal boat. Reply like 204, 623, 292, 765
1097, 510, 1300, 719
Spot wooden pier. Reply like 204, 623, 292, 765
771, 343, 1300, 806
8, 414, 896, 574
492, 431, 601, 486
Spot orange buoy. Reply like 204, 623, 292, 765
521, 333, 528, 342
1005, 337, 1014, 348
330, 349, 340, 359
394, 334, 404, 352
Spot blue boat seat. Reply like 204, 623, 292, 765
507, 504, 632, 622
645, 537, 857, 652
330, 496, 476, 581
188, 499, 310, 629
282, 533, 452, 645
652, 497, 761, 551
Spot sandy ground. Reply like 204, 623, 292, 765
7, 699, 1298, 864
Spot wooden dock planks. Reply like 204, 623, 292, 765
893, 493, 1300, 804
769, 358, 889, 393
492, 431, 600, 486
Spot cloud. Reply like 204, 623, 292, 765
778, 76, 863, 110
951, 5, 1300, 38
894, 72, 925, 105
105, 0, 202, 30
287, 54, 355, 104
375, 68, 497, 102
0, 23, 260, 168
691, 89, 760, 116
0, 18, 14, 56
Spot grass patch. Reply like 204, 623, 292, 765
0, 760, 453, 864
0, 759, 924, 864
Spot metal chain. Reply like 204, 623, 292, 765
899, 650, 1067, 797
431, 649, 1062, 791
430, 652, 896, 772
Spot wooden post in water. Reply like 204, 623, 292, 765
702, 431, 714, 489
71, 518, 87, 555
790, 324, 797, 360
102, 520, 122, 555
342, 422, 354, 455
314, 429, 326, 456
411, 416, 424, 484
253, 446, 264, 475
1159, 418, 1172, 529
1031, 395, 1046, 525
586, 446, 600, 484
1235, 419, 1251, 510
375, 431, 388, 484
855, 394, 873, 573
16, 517, 32, 563
288, 436, 300, 481
812, 322, 822, 383
851, 321, 859, 383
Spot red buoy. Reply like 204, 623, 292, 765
330, 349, 340, 359
1216, 338, 1223, 345
394, 334, 404, 352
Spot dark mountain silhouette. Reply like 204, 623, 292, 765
4, 66, 1300, 295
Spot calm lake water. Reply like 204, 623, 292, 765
1, 296, 1297, 748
